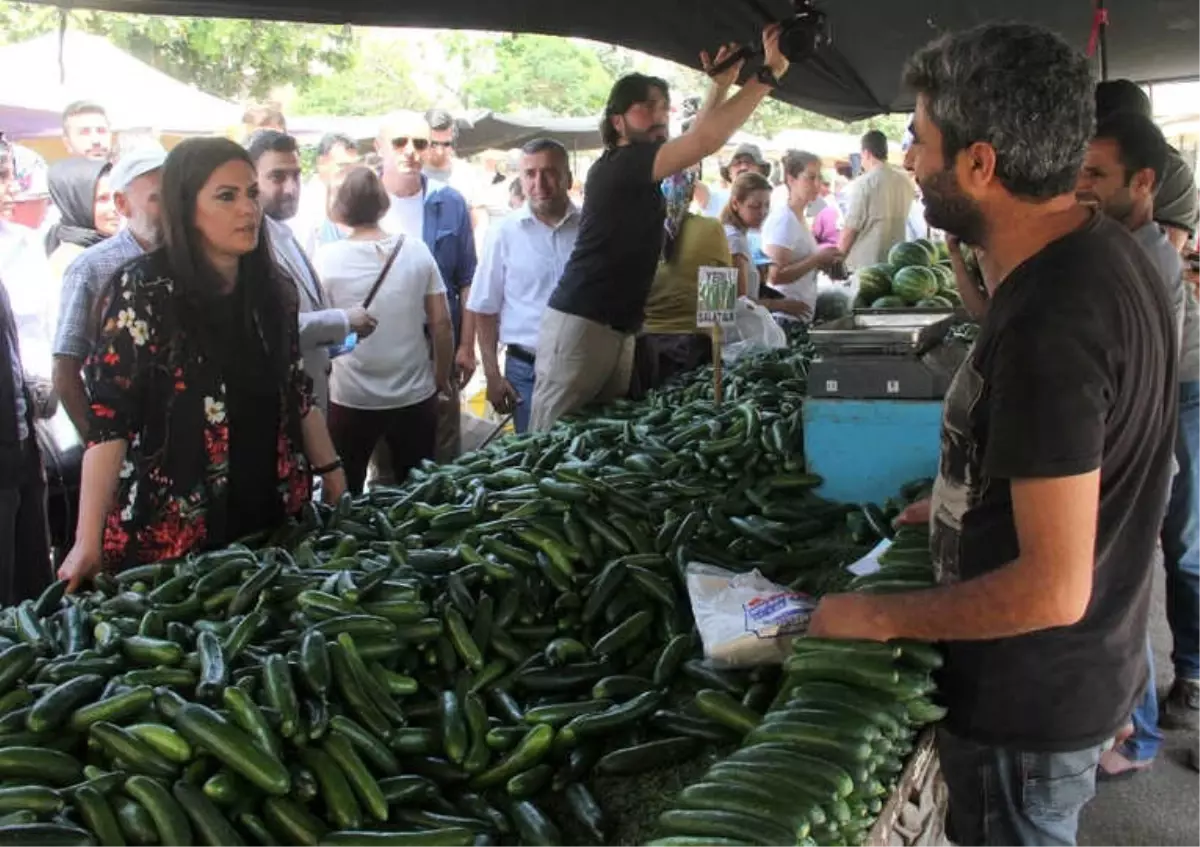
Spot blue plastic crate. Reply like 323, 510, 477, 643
803, 398, 942, 506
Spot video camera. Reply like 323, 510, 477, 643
706, 0, 831, 77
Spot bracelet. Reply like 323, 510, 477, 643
312, 458, 344, 476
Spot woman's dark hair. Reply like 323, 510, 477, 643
601, 73, 669, 148
159, 136, 296, 379
331, 166, 390, 228
720, 171, 772, 229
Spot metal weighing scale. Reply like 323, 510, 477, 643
801, 309, 975, 505
807, 309, 970, 400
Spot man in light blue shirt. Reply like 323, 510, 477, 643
52, 147, 164, 438
467, 140, 580, 433
1078, 109, 1200, 778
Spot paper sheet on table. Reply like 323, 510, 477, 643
847, 538, 892, 577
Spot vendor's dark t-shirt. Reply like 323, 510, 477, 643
930, 213, 1178, 751
548, 141, 665, 333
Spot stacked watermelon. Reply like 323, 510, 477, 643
852, 238, 961, 310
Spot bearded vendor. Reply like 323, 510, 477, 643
528, 24, 791, 431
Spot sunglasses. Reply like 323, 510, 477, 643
391, 137, 430, 152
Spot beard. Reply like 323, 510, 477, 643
920, 167, 987, 246
264, 196, 298, 222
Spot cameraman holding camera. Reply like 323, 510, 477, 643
528, 24, 790, 431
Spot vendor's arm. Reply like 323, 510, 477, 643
652, 26, 789, 183
810, 303, 1110, 643
455, 290, 477, 387
59, 440, 126, 591
300, 407, 347, 503
810, 472, 1099, 641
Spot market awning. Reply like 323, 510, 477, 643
0, 30, 240, 137
17, 0, 1199, 121
454, 112, 602, 157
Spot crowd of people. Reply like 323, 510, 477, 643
0, 18, 1198, 847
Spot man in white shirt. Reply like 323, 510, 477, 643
839, 130, 916, 270
467, 139, 580, 433
291, 132, 361, 253
247, 130, 376, 412
423, 109, 487, 231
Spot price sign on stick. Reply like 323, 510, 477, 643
696, 266, 737, 405
696, 266, 738, 327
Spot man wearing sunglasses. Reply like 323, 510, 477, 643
374, 111, 477, 468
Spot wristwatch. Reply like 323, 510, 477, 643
756, 66, 780, 87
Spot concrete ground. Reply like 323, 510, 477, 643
1079, 564, 1199, 846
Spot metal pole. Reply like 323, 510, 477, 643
1097, 0, 1109, 81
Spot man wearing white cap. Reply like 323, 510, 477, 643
52, 146, 165, 438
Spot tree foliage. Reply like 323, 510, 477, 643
463, 34, 614, 117
293, 37, 425, 115
0, 1, 353, 100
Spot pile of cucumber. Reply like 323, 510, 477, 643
652, 523, 946, 847
0, 339, 938, 847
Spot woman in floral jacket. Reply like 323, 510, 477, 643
58, 138, 347, 588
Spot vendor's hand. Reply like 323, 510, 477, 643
486, 372, 520, 416
321, 468, 348, 504
58, 541, 102, 593
762, 22, 791, 79
454, 345, 477, 388
808, 593, 892, 642
702, 42, 744, 88
346, 307, 378, 339
895, 497, 931, 526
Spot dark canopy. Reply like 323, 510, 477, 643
23, 0, 1200, 120
456, 112, 601, 157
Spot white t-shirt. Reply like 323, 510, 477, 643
723, 223, 759, 296
380, 192, 425, 240
314, 234, 446, 410
761, 204, 819, 312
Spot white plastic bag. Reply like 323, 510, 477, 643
722, 297, 787, 363
685, 563, 816, 668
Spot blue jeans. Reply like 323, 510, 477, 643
1125, 636, 1164, 762
937, 728, 1106, 846
505, 355, 536, 434
1163, 380, 1199, 680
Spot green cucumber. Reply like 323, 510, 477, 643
172, 780, 244, 847
262, 796, 325, 846
318, 829, 474, 847
300, 746, 361, 831
125, 724, 193, 764
0, 785, 63, 814
0, 823, 96, 846
509, 800, 561, 847
693, 688, 761, 735
69, 686, 154, 732
171, 703, 290, 795
120, 637, 183, 667
321, 735, 387, 823
0, 746, 84, 785
595, 737, 700, 775
262, 655, 300, 738
72, 785, 124, 847
27, 674, 106, 733
656, 809, 795, 847
124, 775, 193, 846
112, 794, 157, 846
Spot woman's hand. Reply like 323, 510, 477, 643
701, 42, 744, 88
58, 542, 103, 593
815, 244, 844, 270
321, 468, 348, 504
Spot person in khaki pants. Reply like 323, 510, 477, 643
529, 26, 793, 431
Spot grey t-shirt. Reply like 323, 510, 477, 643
1134, 221, 1199, 382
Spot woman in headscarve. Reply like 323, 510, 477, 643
631, 167, 732, 397
45, 157, 119, 279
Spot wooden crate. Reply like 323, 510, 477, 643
866, 728, 949, 846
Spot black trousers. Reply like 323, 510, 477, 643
327, 395, 439, 494
0, 442, 53, 607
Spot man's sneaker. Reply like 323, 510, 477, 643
1160, 678, 1200, 730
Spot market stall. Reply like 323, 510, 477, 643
0, 327, 956, 847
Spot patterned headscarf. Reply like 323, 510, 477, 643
661, 166, 699, 262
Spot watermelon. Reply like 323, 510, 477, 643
932, 264, 956, 292
892, 266, 940, 303
916, 296, 955, 309
871, 295, 908, 309
814, 289, 852, 322
855, 263, 894, 302
933, 240, 952, 262
888, 240, 935, 269
914, 238, 938, 263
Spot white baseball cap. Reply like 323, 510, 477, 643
110, 146, 167, 193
